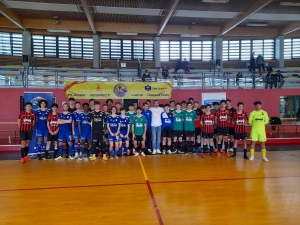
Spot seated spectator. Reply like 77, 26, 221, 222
175, 59, 181, 72
256, 54, 265, 72
156, 67, 162, 80
266, 64, 273, 72
162, 66, 169, 79
264, 72, 272, 89
236, 72, 242, 87
277, 70, 284, 88
142, 70, 151, 82
270, 72, 278, 89
182, 58, 190, 73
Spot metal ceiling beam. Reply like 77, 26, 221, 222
157, 0, 180, 36
80, 0, 96, 34
220, 0, 273, 36
0, 2, 23, 29
280, 21, 300, 35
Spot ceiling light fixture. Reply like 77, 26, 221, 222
202, 0, 229, 3
280, 2, 300, 6
47, 29, 71, 33
180, 34, 201, 37
117, 32, 138, 36
247, 22, 268, 27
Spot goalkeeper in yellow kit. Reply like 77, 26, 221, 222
248, 101, 269, 161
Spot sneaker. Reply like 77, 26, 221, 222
152, 150, 156, 155
214, 148, 218, 153
192, 148, 196, 154
167, 150, 172, 154
126, 150, 130, 156
74, 152, 78, 159
69, 156, 74, 160
228, 148, 234, 152
148, 149, 152, 154
37, 154, 43, 160
225, 152, 230, 157
133, 149, 136, 155
210, 153, 215, 157
90, 155, 96, 161
141, 152, 146, 157
244, 155, 249, 160
217, 152, 221, 157
134, 152, 140, 157
77, 156, 83, 161
201, 153, 207, 158
42, 156, 47, 160
103, 155, 108, 161
24, 156, 31, 161
230, 154, 236, 158
262, 156, 269, 162
55, 156, 62, 160
177, 151, 184, 154
89, 154, 92, 159
115, 154, 119, 159
162, 150, 166, 155
21, 158, 26, 163
220, 149, 223, 153
156, 149, 162, 154
98, 152, 102, 158
249, 155, 254, 161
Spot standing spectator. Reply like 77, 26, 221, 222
264, 72, 272, 89
182, 58, 190, 73
250, 52, 255, 72
256, 54, 265, 72
236, 72, 242, 87
296, 107, 300, 121
277, 70, 284, 88
270, 72, 278, 89
142, 70, 151, 82
175, 59, 181, 72
150, 100, 164, 154
162, 66, 169, 79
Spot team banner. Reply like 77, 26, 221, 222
24, 92, 53, 156
202, 92, 226, 105
64, 81, 173, 99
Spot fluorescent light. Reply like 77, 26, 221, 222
280, 2, 300, 6
117, 32, 138, 36
247, 22, 268, 27
47, 29, 71, 33
202, 0, 229, 3
180, 34, 201, 37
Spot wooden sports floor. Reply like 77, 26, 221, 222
1, 151, 300, 225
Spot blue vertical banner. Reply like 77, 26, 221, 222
23, 92, 53, 155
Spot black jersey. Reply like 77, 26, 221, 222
88, 110, 106, 130
68, 107, 76, 113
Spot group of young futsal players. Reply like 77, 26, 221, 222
18, 97, 270, 163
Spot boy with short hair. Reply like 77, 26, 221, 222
132, 107, 147, 157
172, 103, 184, 154
79, 103, 92, 160
115, 102, 122, 115
182, 102, 197, 154
169, 100, 175, 112
18, 102, 36, 163
161, 104, 174, 154
107, 106, 121, 159
200, 104, 215, 158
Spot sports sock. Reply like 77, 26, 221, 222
80, 143, 84, 154
230, 141, 233, 149
233, 148, 237, 155
203, 145, 207, 153
44, 150, 49, 158
58, 146, 63, 157
124, 146, 128, 152
213, 138, 217, 149
224, 142, 228, 153
21, 147, 25, 158
243, 149, 247, 156
262, 149, 266, 157
25, 147, 29, 156
218, 144, 222, 152
69, 145, 73, 156
74, 142, 78, 153
42, 141, 47, 152
109, 150, 114, 156
209, 146, 214, 154
36, 142, 42, 153
250, 148, 255, 156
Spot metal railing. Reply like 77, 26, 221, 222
210, 59, 221, 78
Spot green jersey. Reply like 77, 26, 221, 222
126, 111, 137, 133
182, 110, 196, 131
249, 110, 269, 130
170, 108, 176, 113
103, 112, 110, 131
173, 110, 183, 131
132, 115, 147, 136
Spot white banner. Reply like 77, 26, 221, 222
202, 92, 226, 105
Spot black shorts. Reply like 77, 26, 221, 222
104, 133, 108, 138
184, 131, 195, 137
173, 130, 183, 138
20, 130, 33, 141
162, 127, 172, 138
92, 130, 104, 143
47, 133, 58, 142
217, 127, 229, 136
229, 127, 235, 136
195, 128, 201, 136
202, 132, 214, 139
234, 132, 247, 140
134, 135, 143, 142
214, 129, 218, 135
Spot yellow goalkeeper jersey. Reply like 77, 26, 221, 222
249, 109, 269, 130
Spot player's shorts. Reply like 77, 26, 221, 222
104, 133, 108, 138
108, 133, 120, 142
214, 129, 218, 135
73, 127, 80, 139
134, 135, 143, 142
119, 132, 129, 142
162, 127, 173, 138
47, 133, 58, 142
20, 130, 33, 141
36, 129, 48, 138
234, 132, 247, 140
80, 130, 91, 141
129, 133, 133, 140
217, 127, 229, 136
202, 132, 214, 139
58, 131, 72, 143
173, 130, 183, 138
195, 127, 201, 136
92, 129, 104, 143
184, 130, 195, 137
250, 129, 266, 142
229, 127, 235, 136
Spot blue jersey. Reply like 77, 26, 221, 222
107, 115, 121, 133
119, 116, 131, 133
161, 111, 174, 129
58, 112, 72, 131
35, 108, 51, 130
72, 111, 82, 128
142, 110, 152, 128
80, 112, 91, 133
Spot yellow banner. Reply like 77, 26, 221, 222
64, 81, 173, 99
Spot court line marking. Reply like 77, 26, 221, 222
138, 156, 164, 225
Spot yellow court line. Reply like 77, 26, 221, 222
138, 156, 148, 181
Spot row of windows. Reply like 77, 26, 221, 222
0, 32, 22, 56
284, 38, 300, 59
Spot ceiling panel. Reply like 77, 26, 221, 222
15, 9, 87, 20
239, 19, 292, 28
175, 0, 252, 12
168, 17, 231, 26
89, 0, 167, 9
7, 0, 81, 4
94, 14, 161, 24
258, 0, 300, 14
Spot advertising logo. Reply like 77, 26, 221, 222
31, 96, 45, 107
95, 84, 102, 92
113, 84, 128, 98
145, 85, 151, 91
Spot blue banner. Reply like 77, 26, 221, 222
23, 92, 53, 155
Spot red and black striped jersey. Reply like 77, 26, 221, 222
215, 109, 231, 128
232, 111, 248, 133
201, 113, 215, 133
226, 107, 236, 128
47, 112, 59, 133
18, 111, 36, 131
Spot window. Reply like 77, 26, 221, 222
133, 40, 143, 60
122, 40, 132, 60
292, 38, 300, 59
284, 39, 292, 60
100, 39, 110, 60
144, 40, 153, 60
181, 41, 190, 61
263, 39, 274, 60
0, 32, 11, 55
191, 41, 202, 60
110, 39, 121, 59
0, 32, 22, 56
44, 36, 57, 58
83, 38, 93, 59
32, 35, 44, 57
11, 33, 22, 56
240, 40, 251, 61
70, 37, 82, 58
202, 41, 212, 61
58, 36, 69, 58
169, 41, 180, 60
160, 41, 169, 62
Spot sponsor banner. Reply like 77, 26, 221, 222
24, 92, 53, 155
202, 92, 226, 105
64, 81, 173, 99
